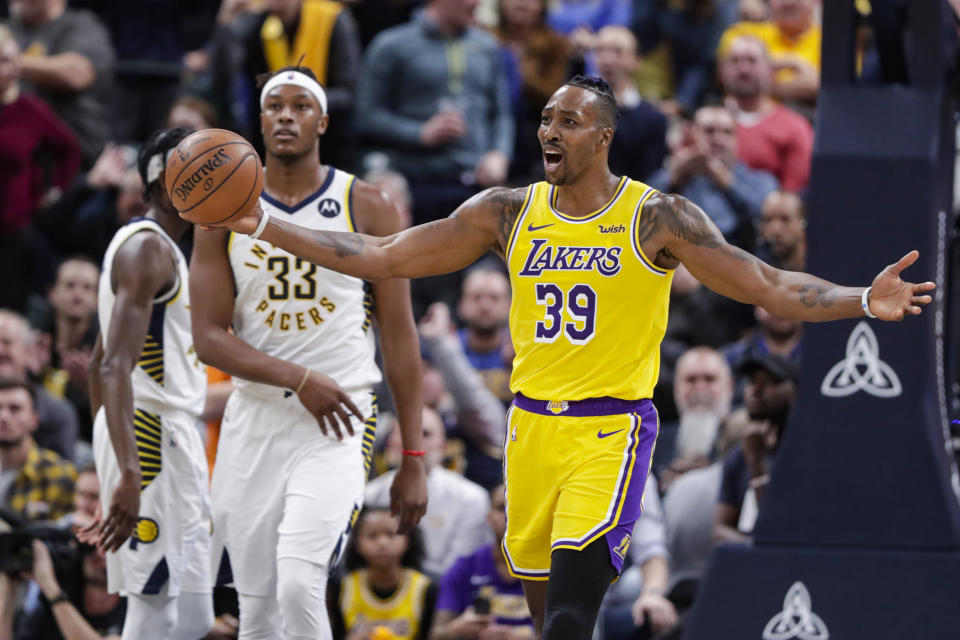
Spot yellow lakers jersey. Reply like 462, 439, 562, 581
506, 178, 672, 401
340, 569, 430, 640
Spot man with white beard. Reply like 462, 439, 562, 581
656, 347, 735, 490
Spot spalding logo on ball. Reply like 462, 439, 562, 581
165, 128, 264, 225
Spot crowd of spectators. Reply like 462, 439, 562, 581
0, 0, 840, 637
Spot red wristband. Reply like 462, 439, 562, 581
402, 449, 426, 457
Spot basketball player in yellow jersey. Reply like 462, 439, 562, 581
201, 75, 935, 640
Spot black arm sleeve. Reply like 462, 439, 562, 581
416, 581, 439, 640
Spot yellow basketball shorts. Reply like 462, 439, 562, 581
501, 393, 659, 580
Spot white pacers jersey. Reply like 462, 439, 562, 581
98, 218, 205, 416
228, 167, 381, 394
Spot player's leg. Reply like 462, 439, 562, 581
211, 391, 289, 638
541, 540, 618, 640
274, 389, 372, 638
168, 415, 216, 639
236, 594, 282, 640
277, 557, 331, 640
122, 593, 178, 640
521, 579, 548, 634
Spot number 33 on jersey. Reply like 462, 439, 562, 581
227, 168, 381, 393
506, 178, 673, 403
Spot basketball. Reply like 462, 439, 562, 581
164, 128, 263, 225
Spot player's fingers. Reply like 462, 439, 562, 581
341, 395, 364, 423
334, 405, 355, 437
314, 414, 329, 436
912, 295, 932, 305
908, 305, 922, 315
913, 281, 936, 293
326, 414, 344, 441
888, 250, 918, 275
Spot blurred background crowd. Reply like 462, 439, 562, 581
0, 0, 909, 637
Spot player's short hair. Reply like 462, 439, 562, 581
0, 377, 36, 410
256, 64, 319, 91
564, 74, 620, 131
343, 507, 426, 572
137, 127, 196, 198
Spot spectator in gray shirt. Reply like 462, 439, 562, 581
8, 0, 115, 167
355, 0, 514, 226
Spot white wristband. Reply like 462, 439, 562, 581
249, 209, 270, 240
861, 286, 877, 318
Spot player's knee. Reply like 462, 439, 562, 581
172, 593, 215, 640
237, 594, 280, 640
277, 557, 329, 638
123, 594, 177, 640
542, 606, 594, 640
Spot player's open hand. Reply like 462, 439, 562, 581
868, 250, 936, 321
99, 469, 141, 552
390, 456, 428, 534
297, 369, 364, 440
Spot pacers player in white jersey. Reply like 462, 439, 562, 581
87, 127, 214, 640
190, 66, 428, 639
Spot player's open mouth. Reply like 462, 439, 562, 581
543, 149, 564, 170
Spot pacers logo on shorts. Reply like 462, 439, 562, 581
547, 401, 569, 415
133, 518, 160, 544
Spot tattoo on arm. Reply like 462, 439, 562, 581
797, 284, 836, 308
317, 231, 364, 258
638, 193, 724, 250
483, 187, 527, 256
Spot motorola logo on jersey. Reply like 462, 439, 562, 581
518, 238, 622, 277
318, 198, 341, 218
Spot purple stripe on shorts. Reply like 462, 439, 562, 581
513, 392, 652, 417
602, 401, 659, 573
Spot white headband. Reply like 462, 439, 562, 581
146, 149, 172, 186
259, 70, 328, 114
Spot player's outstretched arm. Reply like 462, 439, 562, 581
97, 232, 178, 552
218, 186, 530, 280
641, 193, 935, 322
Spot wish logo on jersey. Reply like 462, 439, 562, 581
241, 241, 340, 332
518, 238, 622, 277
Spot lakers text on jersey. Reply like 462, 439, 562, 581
506, 177, 672, 402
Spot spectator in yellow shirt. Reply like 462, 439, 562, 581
718, 0, 820, 104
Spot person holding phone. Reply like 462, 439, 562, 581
432, 486, 534, 640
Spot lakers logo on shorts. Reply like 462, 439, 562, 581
134, 518, 160, 544
547, 401, 569, 415
613, 533, 631, 560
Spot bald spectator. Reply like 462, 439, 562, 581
718, 0, 820, 104
366, 407, 491, 577
8, 0, 115, 167
0, 310, 77, 460
0, 377, 76, 523
758, 191, 806, 271
593, 25, 667, 182
720, 36, 813, 193
647, 105, 778, 248
656, 347, 736, 481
